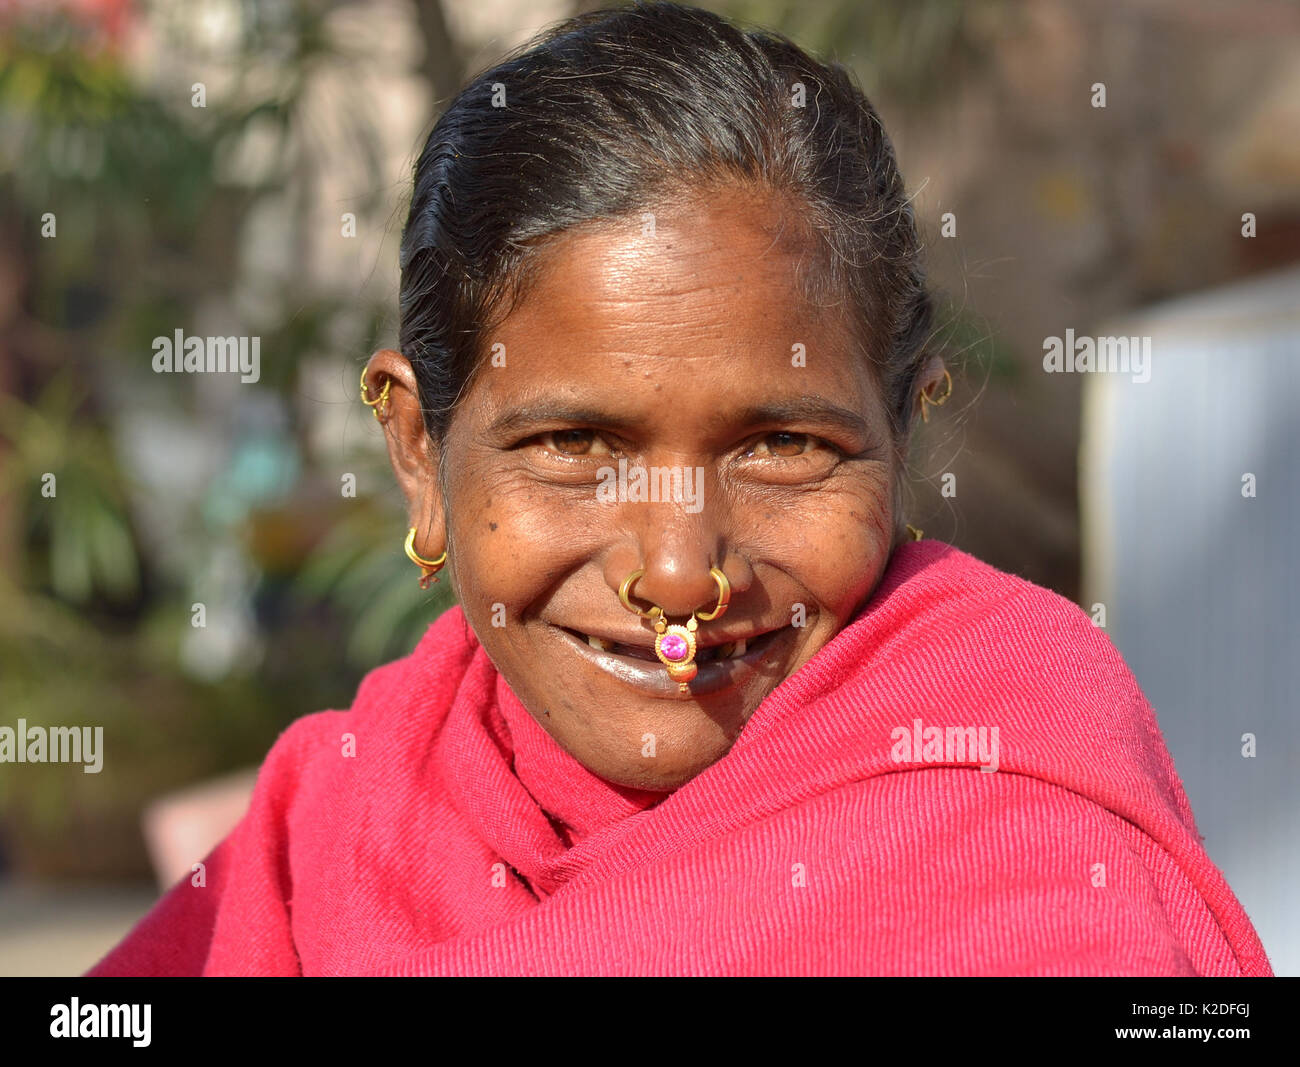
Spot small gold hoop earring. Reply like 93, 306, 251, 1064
404, 527, 446, 589
919, 368, 952, 423
361, 367, 391, 421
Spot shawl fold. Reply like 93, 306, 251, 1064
87, 541, 1273, 976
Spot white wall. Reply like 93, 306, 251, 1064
1082, 265, 1300, 976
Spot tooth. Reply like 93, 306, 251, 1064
731, 638, 747, 658
587, 634, 615, 652
714, 641, 736, 660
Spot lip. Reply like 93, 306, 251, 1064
553, 623, 791, 698
558, 626, 762, 656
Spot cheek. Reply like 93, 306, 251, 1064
749, 469, 895, 616
443, 463, 591, 627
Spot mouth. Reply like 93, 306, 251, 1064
560, 628, 754, 663
553, 623, 790, 697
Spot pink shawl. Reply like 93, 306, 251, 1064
87, 540, 1272, 976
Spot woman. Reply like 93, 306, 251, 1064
89, 1, 1270, 976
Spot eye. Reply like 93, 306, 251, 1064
535, 429, 615, 457
747, 432, 820, 458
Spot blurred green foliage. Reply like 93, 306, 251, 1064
0, 0, 442, 877
0, 375, 140, 604
933, 300, 1021, 386
296, 492, 457, 668
722, 0, 1014, 102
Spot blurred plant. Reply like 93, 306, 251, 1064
719, 0, 1017, 104
0, 556, 317, 876
0, 374, 141, 605
0, 5, 227, 290
0, 0, 443, 877
931, 299, 1020, 386
294, 453, 457, 669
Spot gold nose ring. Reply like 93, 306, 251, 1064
618, 567, 731, 692
618, 567, 730, 621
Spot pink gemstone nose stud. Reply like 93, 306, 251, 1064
659, 633, 689, 661
618, 568, 730, 692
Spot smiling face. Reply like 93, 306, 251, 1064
372, 185, 915, 791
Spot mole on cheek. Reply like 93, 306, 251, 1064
489, 521, 498, 531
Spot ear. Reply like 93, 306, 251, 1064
892, 355, 948, 549
911, 354, 949, 424
363, 349, 446, 556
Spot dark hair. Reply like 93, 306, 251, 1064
398, 0, 934, 456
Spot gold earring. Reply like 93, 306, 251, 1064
905, 524, 924, 541
404, 527, 446, 589
919, 368, 952, 424
361, 367, 391, 421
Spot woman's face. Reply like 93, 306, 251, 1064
375, 188, 908, 791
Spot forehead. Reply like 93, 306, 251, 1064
451, 185, 888, 440
495, 186, 855, 357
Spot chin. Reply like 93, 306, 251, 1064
595, 755, 720, 793
561, 728, 736, 793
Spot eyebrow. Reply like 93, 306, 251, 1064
486, 397, 873, 441
718, 399, 873, 440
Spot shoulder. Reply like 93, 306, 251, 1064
850, 541, 1193, 823
849, 540, 1156, 762
793, 766, 1209, 974
252, 604, 481, 800
870, 539, 1106, 656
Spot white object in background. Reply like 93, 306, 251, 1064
142, 767, 258, 891
1081, 264, 1300, 976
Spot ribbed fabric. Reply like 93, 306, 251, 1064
85, 541, 1272, 976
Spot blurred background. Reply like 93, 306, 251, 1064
1, 0, 1297, 975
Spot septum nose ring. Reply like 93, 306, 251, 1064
618, 567, 731, 692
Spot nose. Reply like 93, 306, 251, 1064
606, 505, 751, 621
